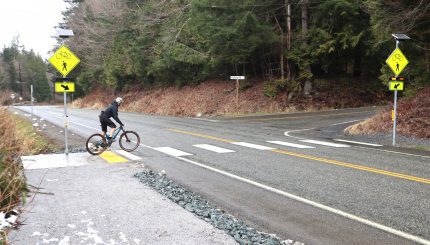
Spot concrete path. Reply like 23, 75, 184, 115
9, 153, 236, 245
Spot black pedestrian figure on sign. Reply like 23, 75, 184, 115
396, 63, 399, 72
62, 61, 67, 71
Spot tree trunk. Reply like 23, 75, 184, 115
353, 44, 362, 77
274, 16, 285, 81
301, 0, 312, 95
286, 0, 291, 81
301, 0, 308, 36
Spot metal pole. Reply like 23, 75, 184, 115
64, 91, 69, 154
393, 90, 397, 146
392, 40, 400, 146
61, 38, 69, 155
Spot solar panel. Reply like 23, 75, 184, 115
57, 29, 74, 38
392, 33, 411, 40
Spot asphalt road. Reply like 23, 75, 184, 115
16, 105, 430, 245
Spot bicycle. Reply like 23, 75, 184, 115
85, 126, 140, 155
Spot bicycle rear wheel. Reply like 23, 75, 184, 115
86, 133, 107, 155
119, 131, 140, 152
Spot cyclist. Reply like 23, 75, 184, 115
99, 97, 124, 142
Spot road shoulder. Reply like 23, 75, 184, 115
9, 158, 237, 244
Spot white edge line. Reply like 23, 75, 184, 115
192, 118, 219, 122
284, 128, 314, 140
354, 146, 430, 159
173, 155, 430, 245
330, 119, 362, 126
334, 139, 383, 147
115, 150, 142, 160
69, 120, 99, 131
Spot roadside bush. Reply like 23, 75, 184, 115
0, 153, 25, 213
0, 110, 26, 213
263, 78, 287, 97
0, 91, 13, 106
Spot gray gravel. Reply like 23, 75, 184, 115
135, 171, 304, 245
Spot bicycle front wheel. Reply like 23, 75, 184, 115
86, 133, 107, 155
119, 131, 140, 152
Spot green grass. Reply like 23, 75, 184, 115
13, 114, 56, 154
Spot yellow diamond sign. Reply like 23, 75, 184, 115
386, 48, 408, 77
49, 45, 80, 77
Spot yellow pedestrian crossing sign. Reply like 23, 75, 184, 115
49, 45, 80, 77
386, 48, 408, 77
389, 82, 404, 91
55, 82, 75, 93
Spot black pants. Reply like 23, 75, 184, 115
99, 115, 116, 133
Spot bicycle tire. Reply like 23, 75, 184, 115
119, 131, 140, 152
86, 133, 107, 155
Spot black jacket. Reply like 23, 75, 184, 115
101, 101, 123, 126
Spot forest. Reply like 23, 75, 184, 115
0, 38, 51, 103
0, 0, 429, 103
59, 0, 429, 99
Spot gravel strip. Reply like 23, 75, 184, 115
135, 170, 304, 245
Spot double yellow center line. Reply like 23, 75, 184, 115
168, 128, 430, 185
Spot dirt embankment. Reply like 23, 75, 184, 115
73, 80, 430, 139
345, 87, 430, 139
73, 80, 386, 117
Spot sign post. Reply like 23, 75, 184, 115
230, 76, 245, 106
385, 34, 410, 146
49, 30, 79, 155
30, 84, 34, 119
10, 94, 15, 107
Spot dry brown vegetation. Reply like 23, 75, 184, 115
73, 80, 385, 117
0, 109, 53, 213
0, 91, 13, 106
346, 87, 430, 139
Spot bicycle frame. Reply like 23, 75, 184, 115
110, 126, 123, 140
95, 127, 123, 148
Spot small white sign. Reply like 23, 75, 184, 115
230, 76, 245, 80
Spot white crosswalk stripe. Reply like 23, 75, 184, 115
267, 141, 315, 149
115, 150, 142, 160
231, 142, 275, 150
300, 139, 350, 148
154, 147, 193, 157
193, 144, 235, 153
